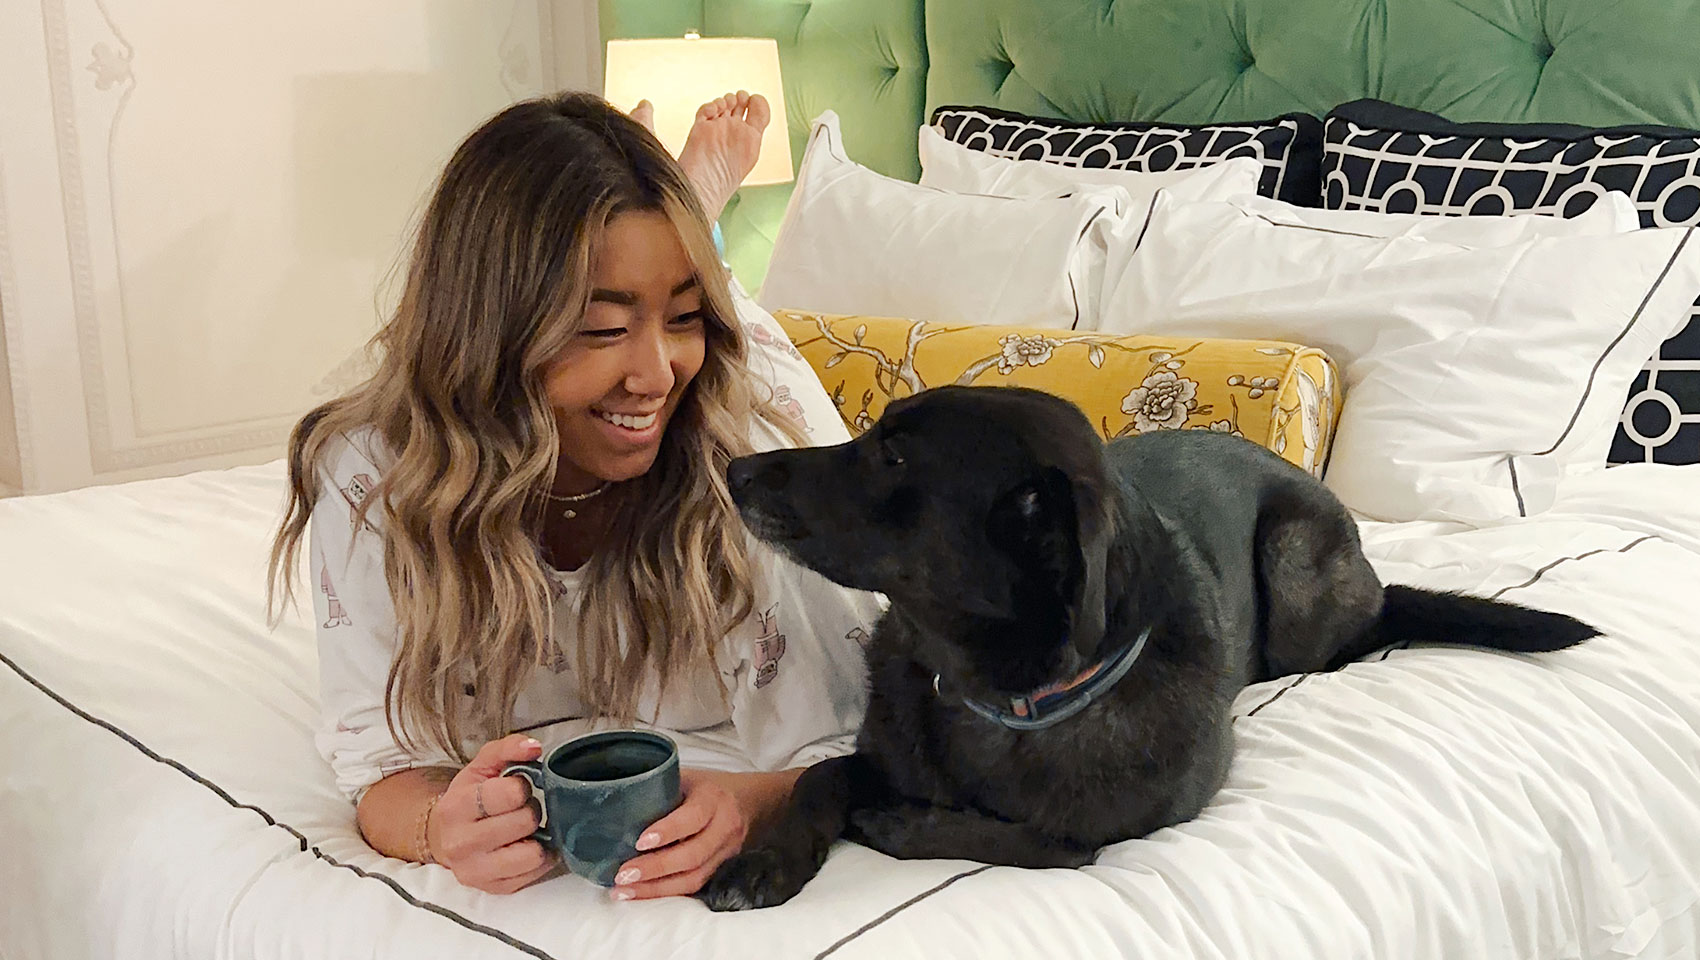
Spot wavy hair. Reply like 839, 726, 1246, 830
269, 92, 799, 763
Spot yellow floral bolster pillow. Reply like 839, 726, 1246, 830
769, 311, 1345, 478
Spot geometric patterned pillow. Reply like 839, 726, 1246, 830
932, 104, 1324, 205
1323, 98, 1700, 465
772, 310, 1344, 478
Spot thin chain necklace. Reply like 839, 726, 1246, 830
545, 481, 611, 520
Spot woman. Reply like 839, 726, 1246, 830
269, 91, 879, 900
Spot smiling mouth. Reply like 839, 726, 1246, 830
596, 409, 659, 431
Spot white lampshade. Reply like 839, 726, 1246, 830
603, 36, 794, 187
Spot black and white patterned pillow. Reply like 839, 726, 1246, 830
1323, 98, 1700, 465
931, 105, 1323, 206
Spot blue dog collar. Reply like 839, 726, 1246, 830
938, 626, 1153, 731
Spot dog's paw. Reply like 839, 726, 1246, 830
696, 847, 808, 912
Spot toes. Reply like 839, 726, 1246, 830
745, 93, 771, 132
630, 99, 655, 132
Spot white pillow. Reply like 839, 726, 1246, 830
917, 122, 1263, 204
758, 112, 1127, 329
1101, 194, 1700, 523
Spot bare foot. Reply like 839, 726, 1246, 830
677, 91, 769, 219
630, 98, 655, 133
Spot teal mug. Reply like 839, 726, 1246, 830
502, 729, 682, 887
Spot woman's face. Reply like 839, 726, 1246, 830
544, 209, 708, 492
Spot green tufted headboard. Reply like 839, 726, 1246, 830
601, 0, 1700, 288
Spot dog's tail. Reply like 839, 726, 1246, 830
1327, 585, 1599, 670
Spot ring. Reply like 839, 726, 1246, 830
475, 781, 489, 819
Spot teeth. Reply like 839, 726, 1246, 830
598, 410, 657, 430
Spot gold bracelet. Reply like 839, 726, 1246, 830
417, 792, 442, 865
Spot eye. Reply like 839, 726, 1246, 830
881, 440, 905, 467
579, 326, 624, 340
670, 310, 707, 327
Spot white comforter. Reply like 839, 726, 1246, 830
2, 462, 1697, 959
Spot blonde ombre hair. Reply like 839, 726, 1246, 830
269, 92, 800, 763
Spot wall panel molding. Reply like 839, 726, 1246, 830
5, 1, 565, 492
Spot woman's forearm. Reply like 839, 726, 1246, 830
697, 767, 807, 841
354, 766, 458, 861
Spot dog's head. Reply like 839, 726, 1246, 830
728, 385, 1114, 661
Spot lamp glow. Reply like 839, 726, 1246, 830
603, 36, 793, 187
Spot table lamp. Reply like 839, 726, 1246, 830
603, 34, 794, 188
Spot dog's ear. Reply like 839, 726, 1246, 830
987, 465, 1110, 656
987, 467, 1080, 595
1069, 470, 1112, 660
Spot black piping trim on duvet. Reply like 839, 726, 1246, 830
812, 865, 997, 958
1507, 457, 1528, 517
1371, 533, 1660, 662
0, 646, 565, 960
0, 647, 1006, 957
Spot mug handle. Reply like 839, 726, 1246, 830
500, 761, 554, 844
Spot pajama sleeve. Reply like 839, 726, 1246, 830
308, 435, 460, 803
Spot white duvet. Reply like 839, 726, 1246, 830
2, 461, 1697, 959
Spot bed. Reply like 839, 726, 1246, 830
6, 0, 1700, 957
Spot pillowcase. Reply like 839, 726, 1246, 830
1323, 98, 1700, 466
1101, 193, 1700, 523
771, 310, 1343, 477
918, 123, 1263, 203
930, 104, 1324, 205
758, 111, 1127, 330
1224, 192, 1642, 244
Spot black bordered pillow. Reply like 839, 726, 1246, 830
931, 105, 1323, 206
1323, 98, 1700, 465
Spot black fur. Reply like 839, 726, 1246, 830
698, 386, 1597, 911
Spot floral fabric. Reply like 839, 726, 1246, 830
773, 312, 1344, 477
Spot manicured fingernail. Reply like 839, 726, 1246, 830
615, 868, 640, 885
635, 832, 660, 851
611, 889, 633, 901
523, 738, 541, 749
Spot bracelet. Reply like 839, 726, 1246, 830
417, 792, 442, 865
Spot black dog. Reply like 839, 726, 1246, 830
699, 385, 1596, 910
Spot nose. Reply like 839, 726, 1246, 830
623, 325, 678, 398
727, 456, 790, 493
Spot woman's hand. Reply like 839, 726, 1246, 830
427, 734, 561, 894
610, 767, 804, 900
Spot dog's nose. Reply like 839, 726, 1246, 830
727, 457, 789, 493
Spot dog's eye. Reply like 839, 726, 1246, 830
881, 443, 905, 467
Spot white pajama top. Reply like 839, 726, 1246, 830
309, 281, 882, 802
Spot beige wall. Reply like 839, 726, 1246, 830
0, 294, 19, 494
0, 1, 599, 496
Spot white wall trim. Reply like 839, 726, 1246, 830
41, 0, 296, 474
0, 154, 26, 493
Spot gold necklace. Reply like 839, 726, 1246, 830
545, 481, 611, 520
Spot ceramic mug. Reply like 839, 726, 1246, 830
502, 729, 682, 887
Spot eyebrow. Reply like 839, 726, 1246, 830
589, 277, 699, 305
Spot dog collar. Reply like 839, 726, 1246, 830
935, 626, 1152, 731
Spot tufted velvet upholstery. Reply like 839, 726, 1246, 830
603, 0, 1700, 285
599, 0, 926, 285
